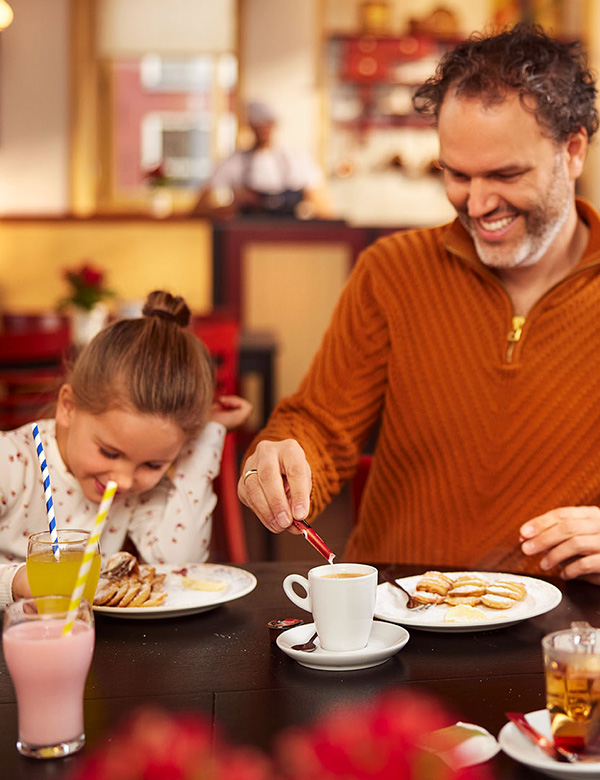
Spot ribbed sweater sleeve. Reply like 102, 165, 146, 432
247, 223, 455, 518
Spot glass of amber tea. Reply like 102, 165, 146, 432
543, 621, 600, 752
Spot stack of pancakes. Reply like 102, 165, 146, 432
93, 551, 167, 608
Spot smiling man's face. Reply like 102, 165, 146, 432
438, 90, 577, 270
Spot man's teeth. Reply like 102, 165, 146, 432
480, 215, 514, 231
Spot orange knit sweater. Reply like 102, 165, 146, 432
248, 199, 600, 573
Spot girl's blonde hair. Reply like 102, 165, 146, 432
66, 290, 215, 438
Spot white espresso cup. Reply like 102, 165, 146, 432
282, 563, 377, 652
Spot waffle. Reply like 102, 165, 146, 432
93, 552, 167, 608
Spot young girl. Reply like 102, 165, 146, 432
0, 290, 251, 604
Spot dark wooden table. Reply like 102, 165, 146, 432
0, 561, 593, 779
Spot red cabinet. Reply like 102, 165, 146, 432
340, 35, 435, 83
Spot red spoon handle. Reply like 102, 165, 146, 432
292, 519, 335, 563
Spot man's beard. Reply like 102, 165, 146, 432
458, 154, 572, 270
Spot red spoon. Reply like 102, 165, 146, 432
505, 713, 579, 763
292, 519, 335, 563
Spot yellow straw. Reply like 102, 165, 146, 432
62, 480, 118, 636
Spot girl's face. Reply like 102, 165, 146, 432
55, 385, 187, 503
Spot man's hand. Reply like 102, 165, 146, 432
238, 439, 311, 533
520, 506, 600, 582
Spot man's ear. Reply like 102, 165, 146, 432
566, 127, 588, 180
55, 384, 75, 428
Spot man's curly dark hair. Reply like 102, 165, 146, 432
412, 24, 598, 143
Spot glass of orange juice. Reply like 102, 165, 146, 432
26, 529, 101, 605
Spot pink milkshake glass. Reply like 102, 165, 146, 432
2, 595, 95, 759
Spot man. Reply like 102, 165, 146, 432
238, 25, 600, 581
191, 101, 333, 220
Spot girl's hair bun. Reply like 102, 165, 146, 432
142, 290, 191, 328
67, 288, 213, 438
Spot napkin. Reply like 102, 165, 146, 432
419, 721, 501, 769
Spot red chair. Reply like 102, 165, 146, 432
189, 313, 249, 564
0, 314, 71, 430
351, 454, 373, 522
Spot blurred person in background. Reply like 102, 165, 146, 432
191, 101, 334, 220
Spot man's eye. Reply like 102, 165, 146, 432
495, 172, 521, 181
100, 448, 119, 459
145, 463, 163, 471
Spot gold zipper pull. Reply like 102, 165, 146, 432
506, 315, 526, 362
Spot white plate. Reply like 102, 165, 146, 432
276, 620, 410, 671
375, 572, 562, 632
499, 710, 600, 779
93, 563, 257, 619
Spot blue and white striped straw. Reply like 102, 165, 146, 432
31, 423, 59, 559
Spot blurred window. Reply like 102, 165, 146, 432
72, 0, 238, 214
105, 54, 237, 194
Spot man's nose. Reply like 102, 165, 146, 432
466, 178, 499, 218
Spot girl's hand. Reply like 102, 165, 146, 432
209, 395, 252, 431
520, 506, 600, 581
11, 564, 32, 600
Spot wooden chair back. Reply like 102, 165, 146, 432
190, 315, 240, 397
189, 313, 249, 564
0, 313, 71, 430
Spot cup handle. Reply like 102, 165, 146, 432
283, 574, 312, 613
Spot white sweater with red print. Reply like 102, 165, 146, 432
0, 418, 225, 605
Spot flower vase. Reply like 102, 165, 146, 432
148, 188, 173, 218
70, 303, 109, 349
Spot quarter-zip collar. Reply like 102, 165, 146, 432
442, 198, 600, 278
442, 198, 600, 363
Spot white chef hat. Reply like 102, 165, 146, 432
246, 101, 277, 125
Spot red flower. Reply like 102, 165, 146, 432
67, 709, 272, 780
61, 261, 113, 311
79, 264, 103, 289
66, 693, 496, 780
146, 164, 165, 179
144, 162, 170, 187
275, 691, 495, 780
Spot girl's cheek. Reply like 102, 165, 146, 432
140, 472, 166, 493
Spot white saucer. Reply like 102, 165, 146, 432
498, 710, 600, 779
276, 620, 410, 671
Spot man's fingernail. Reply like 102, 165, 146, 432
521, 541, 533, 554
293, 502, 307, 520
520, 524, 533, 537
276, 511, 291, 529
